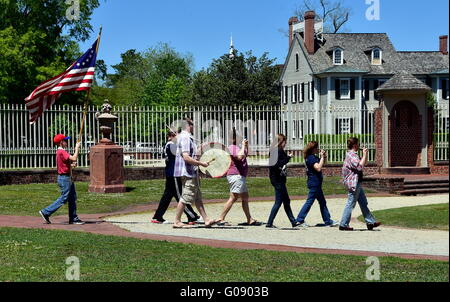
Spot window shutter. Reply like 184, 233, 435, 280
335, 119, 339, 135
374, 80, 380, 101
350, 79, 356, 99
443, 79, 448, 99
350, 118, 354, 134
301, 83, 305, 102
335, 79, 341, 100
364, 79, 370, 101
311, 81, 315, 101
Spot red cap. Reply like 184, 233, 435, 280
53, 134, 71, 144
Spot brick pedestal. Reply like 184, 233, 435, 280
88, 139, 126, 193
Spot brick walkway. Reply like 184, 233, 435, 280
0, 193, 447, 262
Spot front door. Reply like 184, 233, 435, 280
389, 101, 422, 167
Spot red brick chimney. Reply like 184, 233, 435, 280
304, 11, 316, 55
439, 35, 448, 55
289, 16, 299, 48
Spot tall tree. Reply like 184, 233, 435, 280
294, 0, 351, 33
0, 0, 101, 104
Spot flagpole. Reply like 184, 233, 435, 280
77, 26, 103, 144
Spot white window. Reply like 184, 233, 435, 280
308, 119, 315, 134
340, 79, 351, 99
372, 48, 382, 65
299, 120, 304, 139
308, 81, 314, 101
336, 118, 354, 134
293, 120, 305, 139
333, 48, 343, 65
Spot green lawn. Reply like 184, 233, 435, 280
359, 203, 449, 231
0, 177, 356, 216
0, 227, 447, 282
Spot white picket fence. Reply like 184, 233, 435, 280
0, 103, 447, 169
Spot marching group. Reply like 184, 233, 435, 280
40, 117, 381, 232
151, 118, 382, 231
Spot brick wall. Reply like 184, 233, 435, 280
0, 163, 380, 186
374, 107, 383, 168
363, 176, 405, 194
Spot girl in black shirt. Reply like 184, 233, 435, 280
266, 134, 300, 228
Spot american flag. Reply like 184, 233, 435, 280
24, 39, 99, 124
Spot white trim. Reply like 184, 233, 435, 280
340, 78, 351, 100
371, 48, 382, 65
333, 48, 343, 65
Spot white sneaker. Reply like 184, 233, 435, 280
293, 222, 309, 228
195, 217, 205, 224
327, 220, 339, 227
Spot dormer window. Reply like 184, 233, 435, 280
372, 48, 382, 65
333, 48, 343, 65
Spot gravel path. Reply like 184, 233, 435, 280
105, 195, 449, 257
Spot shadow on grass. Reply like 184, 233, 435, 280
126, 187, 137, 193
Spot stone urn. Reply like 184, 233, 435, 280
88, 100, 126, 193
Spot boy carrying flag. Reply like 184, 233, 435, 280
39, 134, 84, 225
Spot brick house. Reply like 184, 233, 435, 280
280, 11, 448, 173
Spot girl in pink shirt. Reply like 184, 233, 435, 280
217, 129, 261, 226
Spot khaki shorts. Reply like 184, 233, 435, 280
179, 176, 202, 205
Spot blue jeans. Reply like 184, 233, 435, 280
41, 175, 78, 220
340, 184, 376, 227
296, 186, 333, 225
267, 182, 296, 227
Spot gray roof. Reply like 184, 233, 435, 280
396, 52, 449, 74
295, 33, 449, 76
376, 72, 431, 92
316, 65, 368, 74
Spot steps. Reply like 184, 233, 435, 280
398, 178, 449, 196
380, 167, 431, 175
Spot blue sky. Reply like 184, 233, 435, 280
79, 0, 449, 73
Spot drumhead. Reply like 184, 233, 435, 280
199, 143, 232, 178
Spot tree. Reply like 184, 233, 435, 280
103, 43, 194, 107
294, 0, 351, 33
191, 50, 281, 106
0, 0, 101, 104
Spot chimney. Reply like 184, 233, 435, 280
439, 35, 448, 55
304, 11, 316, 55
289, 16, 299, 48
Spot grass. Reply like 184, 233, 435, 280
359, 203, 449, 231
0, 227, 447, 282
0, 177, 358, 216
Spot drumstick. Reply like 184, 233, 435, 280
207, 158, 216, 165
